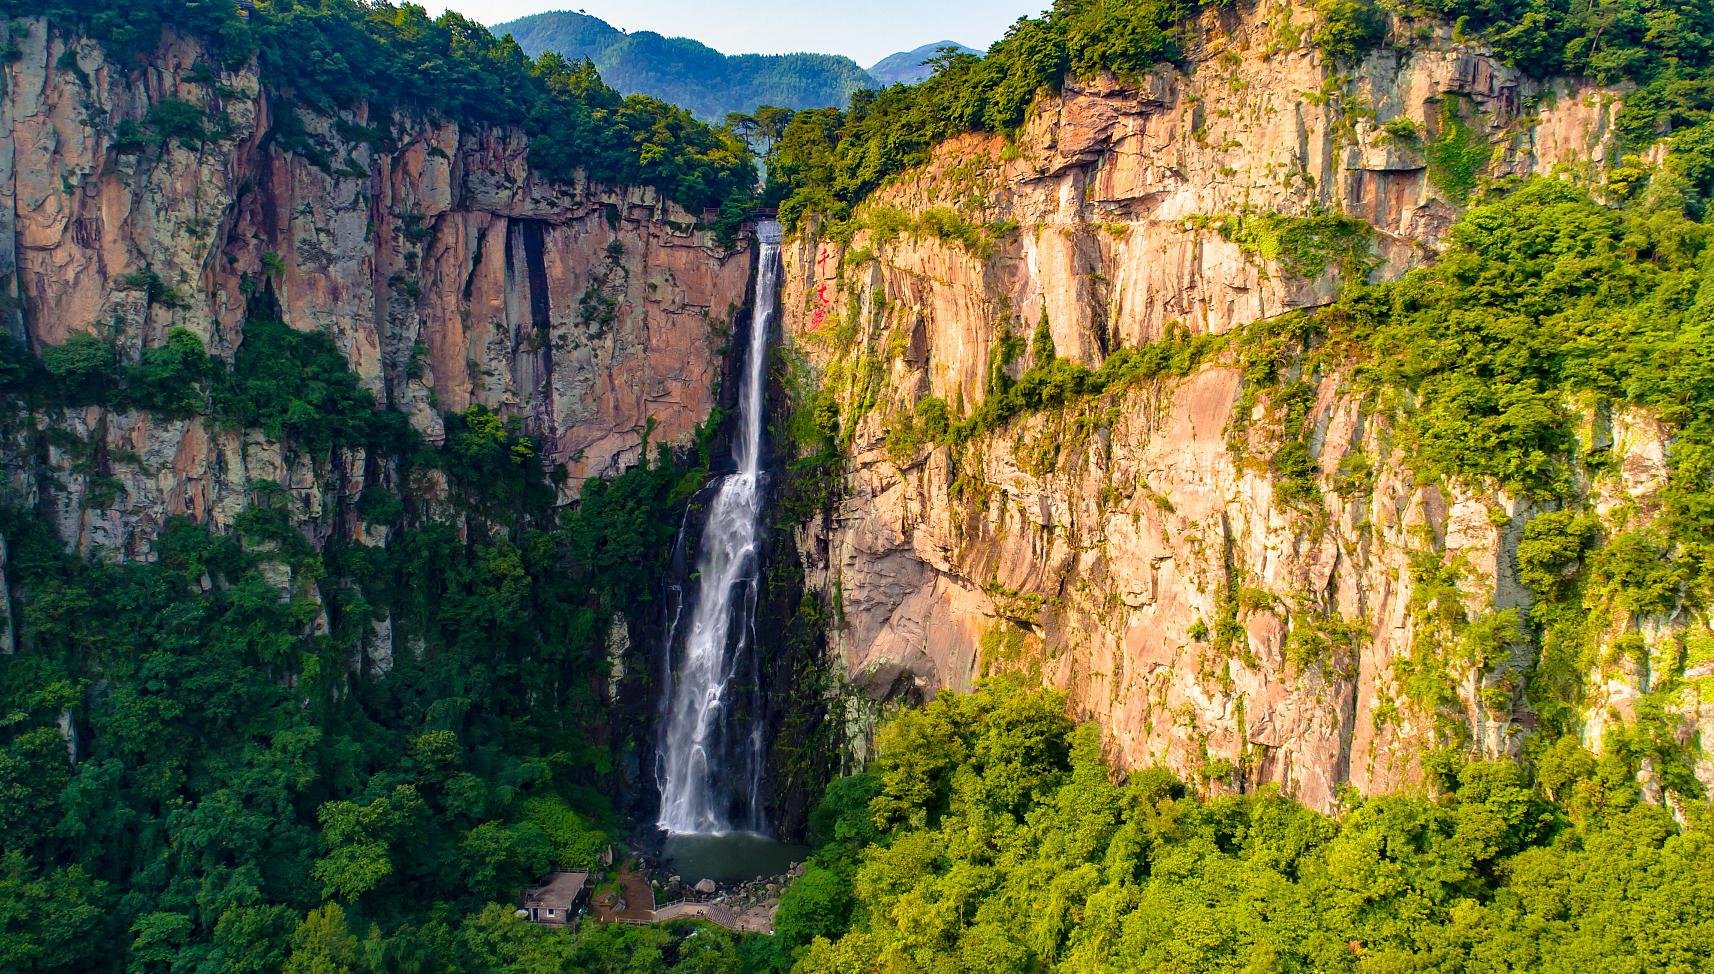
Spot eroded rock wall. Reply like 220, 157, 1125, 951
2, 17, 751, 555
780, 4, 1710, 808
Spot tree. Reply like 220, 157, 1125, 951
312, 786, 426, 901
795, 683, 1714, 972
128, 328, 213, 414
283, 904, 359, 974
204, 905, 297, 974
1312, 0, 1387, 60
459, 822, 554, 901
0, 854, 109, 974
126, 912, 193, 974
458, 904, 572, 974
727, 106, 794, 155
774, 865, 855, 951
869, 702, 964, 829
0, 727, 73, 854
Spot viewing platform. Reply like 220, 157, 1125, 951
527, 859, 782, 935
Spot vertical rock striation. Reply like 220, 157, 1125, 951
2, 16, 752, 556
778, 5, 1708, 808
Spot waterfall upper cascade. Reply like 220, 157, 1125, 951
656, 221, 783, 835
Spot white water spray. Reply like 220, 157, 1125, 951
656, 221, 781, 835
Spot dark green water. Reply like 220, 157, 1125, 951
661, 832, 809, 885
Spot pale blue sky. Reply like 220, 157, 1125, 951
419, 1, 1046, 66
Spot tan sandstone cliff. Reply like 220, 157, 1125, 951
779, 4, 1711, 809
1, 17, 752, 559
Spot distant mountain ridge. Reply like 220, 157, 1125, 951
868, 40, 981, 86
496, 10, 879, 122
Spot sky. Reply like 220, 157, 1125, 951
416, 1, 1047, 67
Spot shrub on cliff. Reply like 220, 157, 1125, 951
1313, 0, 1388, 60
216, 318, 403, 452
1321, 180, 1714, 599
127, 327, 214, 414
40, 333, 115, 402
1219, 175, 1714, 740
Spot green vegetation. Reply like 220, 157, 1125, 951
1374, 0, 1714, 184
497, 9, 877, 123
0, 311, 724, 972
1215, 175, 1714, 754
957, 325, 1226, 441
763, 0, 1215, 228
842, 204, 1016, 257
6, 2, 1714, 972
0, 464, 718, 972
867, 323, 1226, 471
761, 0, 1714, 861
6, 323, 409, 452
1404, 0, 1714, 89
1213, 207, 1376, 279
1301, 0, 1714, 156
114, 96, 220, 151
0, 0, 240, 61
1380, 115, 1422, 143
775, 349, 846, 524
4, 0, 756, 217
1312, 0, 1388, 60
1322, 180, 1711, 577
1424, 96, 1492, 203
768, 0, 1714, 826
38, 332, 116, 401
221, 320, 412, 451
758, 680, 1713, 974
761, 0, 1714, 229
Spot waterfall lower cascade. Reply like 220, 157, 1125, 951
656, 221, 783, 835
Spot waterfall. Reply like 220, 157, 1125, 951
656, 221, 782, 835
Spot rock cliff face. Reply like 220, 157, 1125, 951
779, 5, 1711, 808
2, 17, 751, 556
5, 9, 1707, 813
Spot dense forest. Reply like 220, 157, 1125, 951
497, 10, 878, 123
1, 0, 1713, 971
0, 2, 764, 969
757, 680, 1714, 974
0, 318, 727, 971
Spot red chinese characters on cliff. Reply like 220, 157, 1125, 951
810, 245, 835, 329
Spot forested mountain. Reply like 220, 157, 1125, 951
0, 1, 768, 970
2, 0, 1713, 972
867, 40, 980, 85
495, 9, 879, 121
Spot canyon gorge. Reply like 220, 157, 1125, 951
4, 1, 1709, 818
1, 0, 1711, 969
